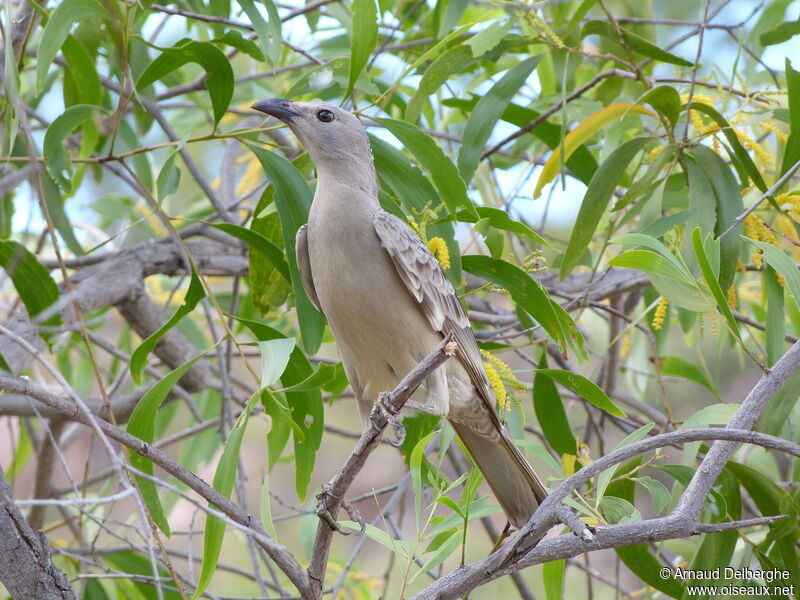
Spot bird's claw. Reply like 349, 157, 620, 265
315, 485, 364, 536
376, 392, 406, 447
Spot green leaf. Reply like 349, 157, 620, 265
258, 337, 295, 387
765, 267, 786, 367
103, 551, 182, 600
600, 496, 640, 523
346, 0, 378, 98
0, 241, 61, 331
127, 352, 207, 535
454, 206, 546, 246
410, 530, 462, 583
244, 143, 325, 354
759, 18, 800, 45
560, 137, 651, 278
278, 362, 341, 393
616, 545, 684, 598
406, 45, 474, 124
61, 35, 102, 107
36, 0, 108, 93
661, 355, 719, 397
43, 104, 105, 192
543, 559, 565, 600
692, 228, 742, 341
687, 102, 768, 195
608, 250, 712, 312
687, 146, 743, 291
375, 117, 475, 218
780, 59, 800, 179
205, 221, 290, 282
129, 269, 205, 385
40, 171, 84, 256
410, 431, 437, 527
234, 317, 323, 501
533, 352, 575, 456
137, 41, 234, 128
636, 476, 671, 515
193, 393, 258, 599
156, 148, 182, 202
462, 255, 574, 354
237, 0, 281, 65
581, 20, 692, 66
212, 30, 265, 62
745, 237, 800, 307
536, 369, 626, 417
457, 55, 541, 182
640, 85, 681, 128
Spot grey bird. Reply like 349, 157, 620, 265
252, 98, 547, 529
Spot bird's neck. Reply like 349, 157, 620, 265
315, 157, 379, 201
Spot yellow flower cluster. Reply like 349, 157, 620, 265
427, 237, 451, 270
727, 285, 737, 310
680, 93, 714, 135
759, 120, 789, 144
523, 7, 565, 48
736, 130, 771, 165
523, 249, 547, 274
744, 213, 777, 268
480, 350, 526, 413
651, 297, 668, 331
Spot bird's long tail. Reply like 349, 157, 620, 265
449, 421, 547, 529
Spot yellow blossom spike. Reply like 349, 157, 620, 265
652, 297, 668, 331
427, 237, 451, 270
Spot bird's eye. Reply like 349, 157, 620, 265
316, 109, 335, 123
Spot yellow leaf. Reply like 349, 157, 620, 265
562, 453, 576, 476
577, 442, 593, 466
533, 102, 655, 198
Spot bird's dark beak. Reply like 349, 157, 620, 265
252, 98, 302, 122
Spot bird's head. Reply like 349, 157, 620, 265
252, 99, 373, 176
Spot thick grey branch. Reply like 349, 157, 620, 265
0, 465, 76, 600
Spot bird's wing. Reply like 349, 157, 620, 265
373, 211, 495, 406
295, 224, 324, 315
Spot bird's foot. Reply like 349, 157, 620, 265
375, 392, 406, 447
556, 506, 595, 542
315, 484, 364, 535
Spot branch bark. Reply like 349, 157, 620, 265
0, 464, 76, 600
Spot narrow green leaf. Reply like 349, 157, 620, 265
212, 30, 265, 62
127, 352, 207, 536
61, 35, 102, 107
661, 355, 719, 397
692, 228, 742, 341
156, 149, 182, 202
346, 0, 378, 98
745, 237, 800, 307
205, 221, 290, 282
375, 117, 475, 218
765, 267, 786, 367
237, 0, 281, 65
278, 362, 341, 393
193, 394, 257, 599
260, 465, 277, 540
244, 143, 325, 354
560, 137, 651, 278
410, 530, 461, 583
462, 255, 570, 353
636, 476, 671, 515
36, 0, 108, 93
582, 20, 692, 66
536, 369, 626, 417
543, 559, 565, 600
780, 58, 800, 180
406, 45, 474, 124
130, 269, 206, 384
457, 56, 541, 182
454, 206, 546, 246
533, 352, 574, 456
40, 171, 83, 256
687, 102, 768, 195
410, 431, 437, 528
616, 545, 684, 598
0, 241, 61, 331
759, 18, 800, 45
688, 146, 743, 291
137, 41, 234, 128
43, 104, 106, 192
